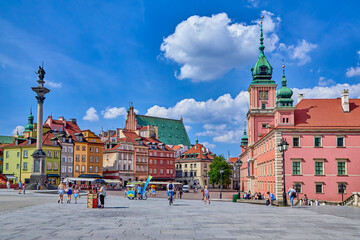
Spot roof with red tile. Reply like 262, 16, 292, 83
178, 143, 214, 160
294, 99, 360, 128
228, 157, 238, 164
3, 131, 58, 148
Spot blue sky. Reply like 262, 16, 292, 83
1, 0, 360, 157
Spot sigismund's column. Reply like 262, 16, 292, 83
30, 65, 50, 185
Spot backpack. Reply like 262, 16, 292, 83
169, 184, 173, 190
293, 192, 297, 198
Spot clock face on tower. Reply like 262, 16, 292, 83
259, 91, 268, 100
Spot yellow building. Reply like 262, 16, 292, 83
175, 141, 215, 188
73, 130, 103, 177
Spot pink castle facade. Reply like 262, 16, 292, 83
238, 20, 360, 203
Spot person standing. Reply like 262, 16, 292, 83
37, 181, 41, 191
66, 182, 73, 204
288, 185, 296, 207
204, 186, 210, 205
58, 182, 65, 204
18, 181, 22, 194
6, 180, 10, 189
23, 183, 26, 194
73, 186, 79, 204
98, 183, 106, 208
167, 180, 175, 204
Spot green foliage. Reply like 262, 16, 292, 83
209, 155, 232, 187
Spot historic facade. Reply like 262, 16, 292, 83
175, 139, 214, 188
238, 20, 360, 203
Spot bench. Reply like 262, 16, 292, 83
236, 199, 279, 206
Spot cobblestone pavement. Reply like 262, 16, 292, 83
0, 189, 359, 240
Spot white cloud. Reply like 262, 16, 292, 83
292, 83, 360, 103
146, 91, 249, 124
247, 0, 260, 8
201, 142, 216, 150
278, 40, 317, 65
318, 76, 335, 87
185, 125, 192, 132
46, 81, 62, 88
83, 107, 99, 121
102, 107, 127, 119
346, 66, 360, 77
161, 11, 281, 81
12, 126, 25, 135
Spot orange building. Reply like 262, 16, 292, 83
73, 130, 103, 177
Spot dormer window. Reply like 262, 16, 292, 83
260, 66, 267, 74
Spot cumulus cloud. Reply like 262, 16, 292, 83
161, 11, 281, 81
201, 142, 216, 150
146, 91, 249, 124
12, 126, 25, 135
292, 83, 360, 103
46, 81, 62, 88
318, 76, 335, 87
278, 40, 317, 65
102, 107, 127, 119
83, 107, 99, 121
346, 67, 360, 77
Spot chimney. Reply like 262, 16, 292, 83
341, 89, 349, 112
70, 118, 77, 124
297, 94, 304, 103
58, 116, 64, 121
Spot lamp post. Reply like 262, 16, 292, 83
278, 137, 289, 206
220, 167, 224, 199
236, 159, 243, 198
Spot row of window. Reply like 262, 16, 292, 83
75, 146, 100, 152
294, 182, 347, 194
149, 168, 173, 174
258, 160, 275, 177
149, 152, 173, 157
62, 147, 73, 153
136, 166, 148, 172
62, 156, 73, 163
292, 159, 347, 176
149, 159, 173, 165
5, 150, 59, 159
75, 155, 100, 163
75, 165, 99, 173
293, 136, 345, 148
61, 166, 73, 173
176, 163, 205, 169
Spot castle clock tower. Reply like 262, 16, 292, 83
247, 17, 277, 145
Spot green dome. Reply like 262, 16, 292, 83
276, 66, 294, 107
240, 129, 248, 146
24, 107, 34, 132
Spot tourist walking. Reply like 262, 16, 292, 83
23, 183, 26, 194
204, 186, 210, 205
288, 185, 296, 207
58, 182, 65, 204
18, 181, 22, 194
98, 183, 106, 208
6, 180, 10, 189
73, 186, 79, 204
66, 182, 73, 204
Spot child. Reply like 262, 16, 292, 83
73, 186, 79, 204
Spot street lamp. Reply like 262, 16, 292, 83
220, 167, 224, 199
236, 159, 243, 198
278, 137, 289, 206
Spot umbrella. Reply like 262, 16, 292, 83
93, 179, 106, 184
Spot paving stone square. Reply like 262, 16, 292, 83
0, 189, 359, 240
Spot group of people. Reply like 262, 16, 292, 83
16, 181, 26, 194
58, 182, 80, 204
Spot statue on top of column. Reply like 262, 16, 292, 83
36, 65, 46, 81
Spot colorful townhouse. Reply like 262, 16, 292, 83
238, 21, 360, 203
3, 130, 61, 184
73, 130, 103, 178
0, 136, 14, 174
175, 139, 214, 188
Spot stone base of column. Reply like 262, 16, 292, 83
30, 174, 47, 185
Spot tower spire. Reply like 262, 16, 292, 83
259, 16, 265, 53
282, 61, 287, 87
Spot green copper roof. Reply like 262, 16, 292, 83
24, 107, 34, 132
276, 65, 294, 107
136, 115, 191, 147
240, 129, 248, 146
251, 18, 275, 85
0, 136, 14, 144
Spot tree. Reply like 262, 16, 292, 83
209, 155, 232, 188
